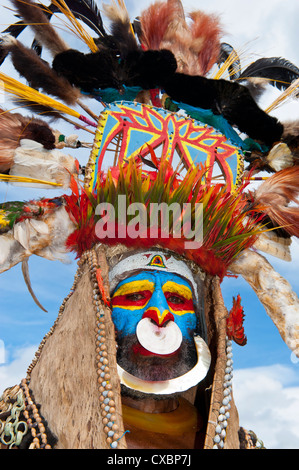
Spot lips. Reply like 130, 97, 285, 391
132, 343, 179, 358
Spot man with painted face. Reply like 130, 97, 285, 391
109, 250, 211, 449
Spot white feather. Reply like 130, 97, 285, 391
10, 140, 77, 189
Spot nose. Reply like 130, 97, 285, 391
142, 278, 174, 326
142, 308, 174, 326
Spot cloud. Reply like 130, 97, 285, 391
233, 364, 299, 449
0, 344, 38, 396
1, 346, 299, 450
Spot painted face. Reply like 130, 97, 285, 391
111, 270, 197, 344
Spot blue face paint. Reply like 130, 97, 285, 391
111, 270, 197, 341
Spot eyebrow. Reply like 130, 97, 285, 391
112, 279, 154, 297
162, 281, 193, 300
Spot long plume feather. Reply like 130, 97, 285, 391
49, 0, 98, 52
239, 57, 299, 92
0, 72, 83, 121
49, 0, 107, 37
254, 166, 299, 237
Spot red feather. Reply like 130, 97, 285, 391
96, 268, 110, 306
226, 295, 247, 346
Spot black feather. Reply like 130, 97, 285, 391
48, 0, 107, 37
239, 57, 299, 91
217, 42, 241, 80
0, 21, 27, 66
2, 19, 27, 38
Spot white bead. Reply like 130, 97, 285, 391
214, 435, 221, 444
221, 429, 226, 438
222, 420, 228, 428
219, 406, 226, 414
222, 397, 230, 406
218, 414, 225, 422
223, 389, 230, 397
215, 425, 222, 434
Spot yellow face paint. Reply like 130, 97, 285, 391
162, 280, 195, 316
112, 279, 154, 310
162, 281, 193, 300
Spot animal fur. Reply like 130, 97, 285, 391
10, 0, 69, 56
0, 108, 56, 173
102, 1, 138, 58
52, 48, 122, 92
161, 73, 283, 145
1, 36, 80, 105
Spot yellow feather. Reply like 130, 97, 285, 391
0, 173, 62, 187
50, 0, 99, 52
0, 72, 81, 119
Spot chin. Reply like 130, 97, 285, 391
116, 334, 197, 382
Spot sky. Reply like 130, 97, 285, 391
0, 0, 299, 449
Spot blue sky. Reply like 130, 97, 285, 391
1, 0, 299, 449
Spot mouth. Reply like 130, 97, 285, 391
132, 343, 180, 358
117, 335, 211, 395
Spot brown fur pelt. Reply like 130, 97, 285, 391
10, 0, 69, 56
0, 108, 55, 172
1, 36, 80, 105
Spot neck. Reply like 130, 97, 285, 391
121, 395, 179, 413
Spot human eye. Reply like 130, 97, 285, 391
165, 292, 185, 304
126, 292, 147, 302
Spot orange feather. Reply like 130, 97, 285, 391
254, 166, 299, 237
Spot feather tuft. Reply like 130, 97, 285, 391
255, 166, 299, 237
226, 295, 247, 346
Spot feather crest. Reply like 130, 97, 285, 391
189, 10, 222, 75
226, 295, 247, 346
255, 166, 299, 237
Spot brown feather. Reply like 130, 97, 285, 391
189, 10, 222, 75
139, 1, 176, 50
10, 0, 69, 56
2, 36, 80, 105
255, 166, 299, 237
139, 0, 222, 76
